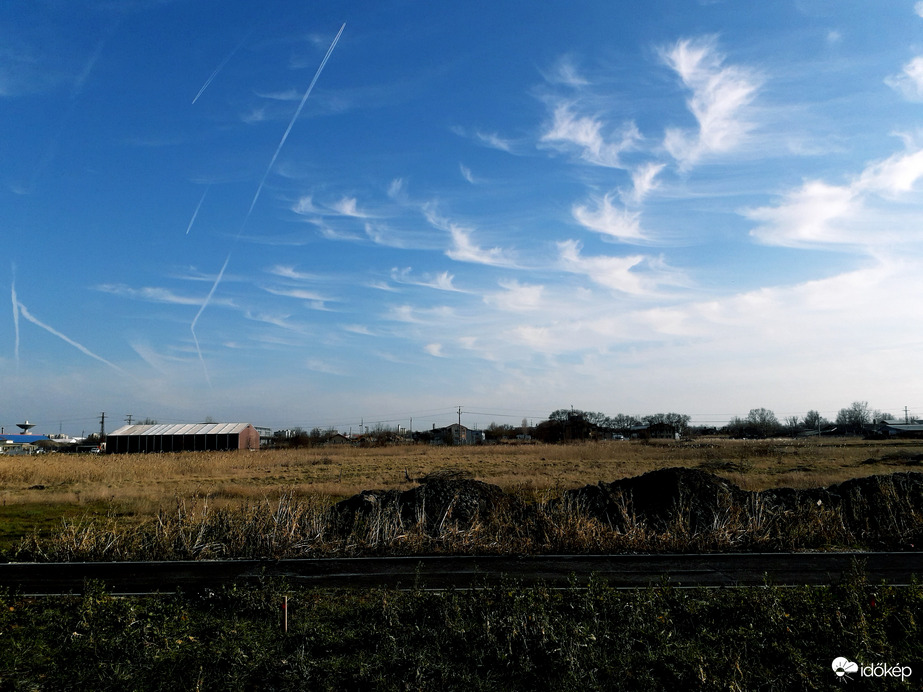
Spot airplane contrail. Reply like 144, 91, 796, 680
191, 23, 346, 380
16, 300, 126, 375
192, 31, 252, 105
185, 186, 210, 235
190, 253, 231, 385
11, 270, 20, 365
247, 22, 346, 219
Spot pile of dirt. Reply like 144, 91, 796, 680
561, 467, 750, 532
333, 467, 923, 543
332, 476, 517, 534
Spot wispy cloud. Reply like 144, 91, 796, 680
330, 196, 369, 218
423, 206, 517, 267
255, 88, 302, 102
886, 56, 923, 101
543, 55, 589, 87
447, 224, 516, 267
97, 283, 235, 307
390, 267, 464, 292
572, 193, 647, 243
747, 145, 923, 249
260, 285, 331, 304
623, 163, 666, 206
540, 103, 641, 168
475, 131, 514, 152
557, 240, 686, 296
269, 265, 323, 281
660, 36, 761, 168
484, 280, 545, 312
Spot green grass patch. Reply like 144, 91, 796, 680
0, 574, 920, 690
0, 502, 139, 552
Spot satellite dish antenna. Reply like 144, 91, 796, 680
17, 420, 36, 434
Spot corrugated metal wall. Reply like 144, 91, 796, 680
107, 424, 259, 453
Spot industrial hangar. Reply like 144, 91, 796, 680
106, 423, 260, 454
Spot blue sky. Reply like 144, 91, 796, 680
4, 0, 923, 435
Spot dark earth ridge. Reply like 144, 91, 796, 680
333, 467, 923, 547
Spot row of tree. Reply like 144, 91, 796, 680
523, 401, 896, 443
271, 400, 898, 448
725, 401, 894, 438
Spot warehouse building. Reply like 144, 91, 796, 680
106, 423, 260, 454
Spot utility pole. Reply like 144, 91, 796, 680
125, 414, 133, 426
906, 406, 910, 424
99, 412, 106, 438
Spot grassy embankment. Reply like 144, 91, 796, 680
2, 574, 921, 691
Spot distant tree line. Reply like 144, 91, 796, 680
527, 409, 692, 443
268, 400, 897, 448
724, 401, 893, 438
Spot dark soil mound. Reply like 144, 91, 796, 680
333, 468, 923, 549
333, 477, 516, 534
562, 467, 749, 532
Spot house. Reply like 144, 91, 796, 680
429, 423, 485, 445
629, 422, 679, 440
0, 433, 50, 455
874, 420, 923, 439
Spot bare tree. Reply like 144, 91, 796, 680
746, 408, 780, 438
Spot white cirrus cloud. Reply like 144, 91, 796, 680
484, 280, 545, 312
390, 268, 464, 292
261, 285, 330, 303
661, 36, 761, 168
423, 205, 517, 267
96, 284, 235, 308
557, 240, 687, 296
885, 56, 923, 101
447, 224, 516, 266
748, 145, 923, 248
544, 55, 589, 87
540, 103, 641, 168
572, 193, 646, 242
622, 162, 666, 206
331, 196, 369, 218
475, 130, 514, 152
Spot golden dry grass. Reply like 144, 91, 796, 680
4, 436, 923, 558
1, 436, 921, 513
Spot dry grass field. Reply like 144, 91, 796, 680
3, 436, 922, 508
2, 436, 922, 553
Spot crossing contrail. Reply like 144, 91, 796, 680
16, 299, 126, 375
191, 23, 346, 381
185, 186, 210, 235
192, 31, 252, 104
190, 253, 230, 385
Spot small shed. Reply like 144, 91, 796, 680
106, 423, 260, 454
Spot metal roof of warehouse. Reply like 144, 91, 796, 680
108, 423, 252, 437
